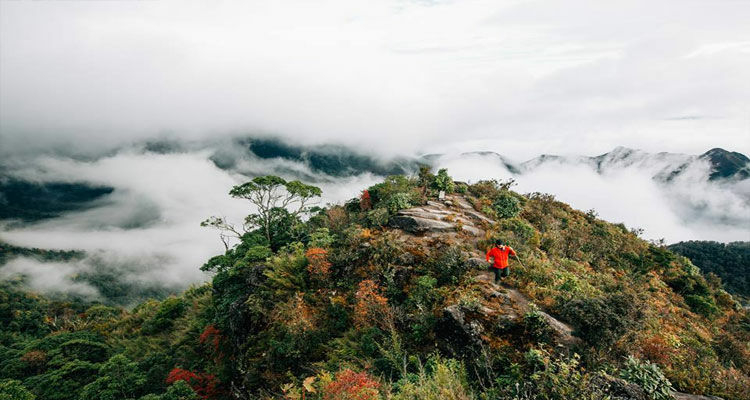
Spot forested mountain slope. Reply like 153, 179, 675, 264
668, 241, 750, 303
1, 171, 748, 400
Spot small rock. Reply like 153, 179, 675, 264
589, 374, 648, 400
467, 257, 488, 268
438, 190, 446, 200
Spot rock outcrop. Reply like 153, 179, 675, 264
389, 196, 487, 236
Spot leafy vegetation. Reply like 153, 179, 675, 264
668, 241, 750, 303
1, 172, 748, 399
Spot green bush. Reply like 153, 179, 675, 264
432, 169, 455, 193
426, 246, 468, 286
684, 294, 719, 318
386, 192, 414, 213
366, 208, 390, 228
308, 227, 334, 248
141, 298, 186, 335
493, 192, 521, 219
560, 293, 641, 348
391, 357, 472, 400
620, 356, 674, 400
523, 305, 554, 344
0, 379, 35, 400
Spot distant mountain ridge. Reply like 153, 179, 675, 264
1, 136, 747, 224
513, 146, 750, 182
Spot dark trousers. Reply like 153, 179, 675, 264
490, 266, 509, 283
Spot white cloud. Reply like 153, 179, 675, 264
435, 152, 750, 243
1, 0, 748, 158
0, 149, 381, 296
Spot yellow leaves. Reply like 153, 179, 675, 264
302, 376, 316, 393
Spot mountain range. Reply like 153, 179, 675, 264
1, 137, 747, 223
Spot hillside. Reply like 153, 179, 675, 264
1, 171, 749, 400
668, 241, 750, 303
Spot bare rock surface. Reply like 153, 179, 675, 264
389, 198, 484, 236
673, 393, 724, 400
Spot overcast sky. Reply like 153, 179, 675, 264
1, 0, 749, 159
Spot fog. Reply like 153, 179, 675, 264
0, 148, 383, 301
1, 142, 748, 301
2, 0, 750, 159
435, 152, 750, 243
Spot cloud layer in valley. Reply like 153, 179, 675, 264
0, 148, 383, 301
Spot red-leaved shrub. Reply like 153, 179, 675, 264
323, 369, 380, 400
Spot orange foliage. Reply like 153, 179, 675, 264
323, 369, 380, 400
353, 280, 389, 328
638, 335, 674, 366
306, 247, 331, 278
274, 292, 317, 332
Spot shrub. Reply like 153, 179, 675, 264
498, 349, 603, 400
523, 305, 554, 344
354, 280, 390, 329
367, 175, 418, 207
241, 245, 273, 264
427, 246, 469, 286
391, 357, 472, 400
684, 294, 719, 318
493, 192, 521, 219
142, 298, 186, 335
309, 228, 335, 248
366, 208, 390, 228
432, 169, 455, 193
385, 192, 413, 213
321, 369, 380, 400
306, 247, 332, 279
360, 190, 373, 211
560, 293, 641, 348
166, 368, 220, 399
620, 356, 674, 400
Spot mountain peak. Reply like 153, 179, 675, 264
699, 147, 750, 181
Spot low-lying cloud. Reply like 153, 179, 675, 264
0, 146, 382, 302
1, 142, 748, 302
436, 153, 750, 242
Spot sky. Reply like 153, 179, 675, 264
2, 0, 750, 159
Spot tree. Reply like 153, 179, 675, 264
202, 175, 322, 248
78, 354, 147, 400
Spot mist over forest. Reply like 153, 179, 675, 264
1, 135, 748, 303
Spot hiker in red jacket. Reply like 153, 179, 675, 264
486, 239, 516, 283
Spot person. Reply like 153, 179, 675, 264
486, 239, 516, 283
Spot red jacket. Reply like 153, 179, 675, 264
486, 246, 516, 269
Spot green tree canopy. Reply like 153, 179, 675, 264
202, 175, 322, 248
